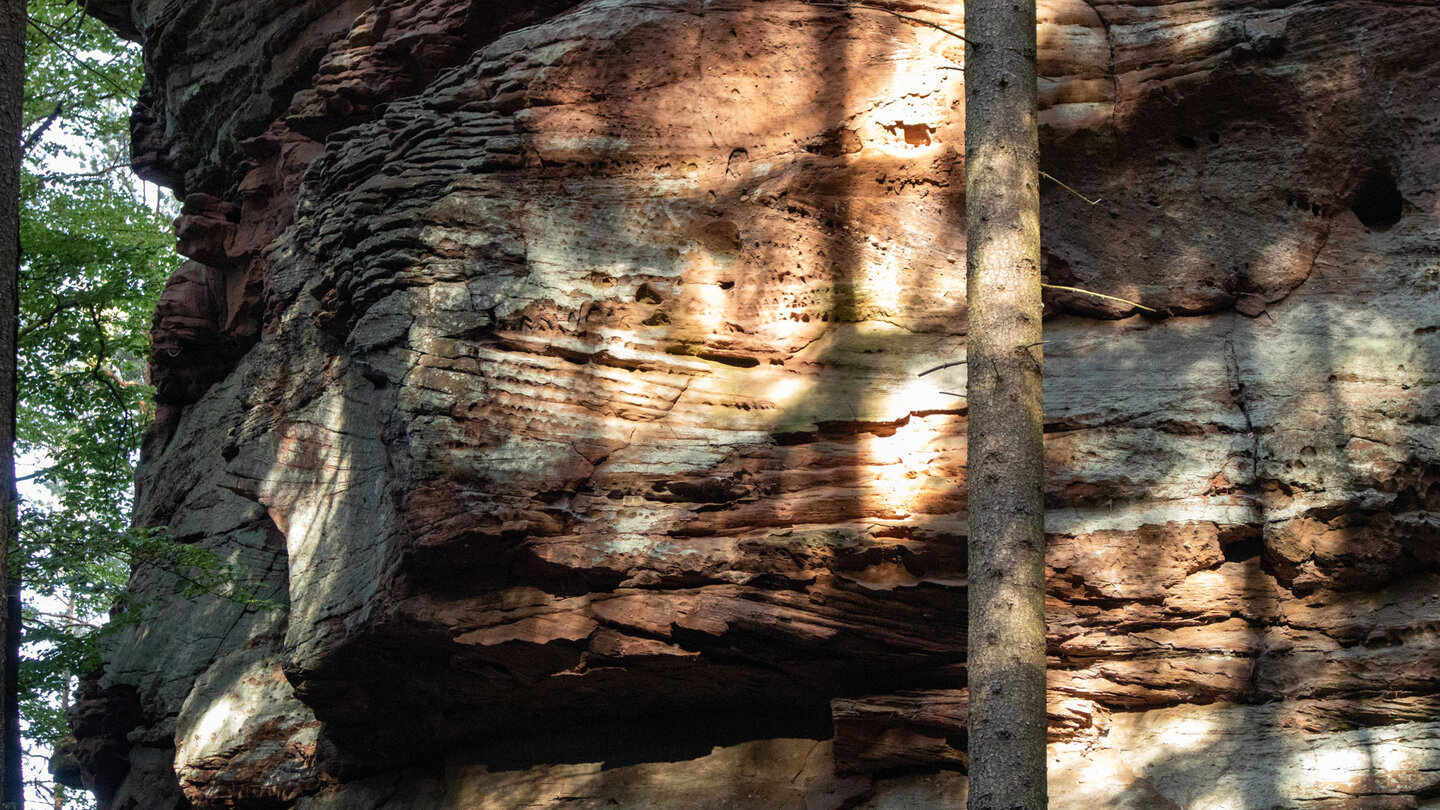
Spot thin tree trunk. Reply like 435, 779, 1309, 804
0, 1, 22, 808
52, 600, 69, 810
3, 583, 17, 810
963, 0, 1046, 807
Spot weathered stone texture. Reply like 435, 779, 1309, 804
74, 0, 1440, 807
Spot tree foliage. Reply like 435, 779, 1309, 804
14, 3, 172, 807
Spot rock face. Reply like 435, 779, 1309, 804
75, 0, 1440, 807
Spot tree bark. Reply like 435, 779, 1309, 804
963, 0, 1047, 808
3, 585, 17, 810
0, 1, 22, 808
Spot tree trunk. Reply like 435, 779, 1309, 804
963, 0, 1046, 808
3, 584, 16, 810
0, 1, 23, 808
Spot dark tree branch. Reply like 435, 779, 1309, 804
20, 104, 60, 154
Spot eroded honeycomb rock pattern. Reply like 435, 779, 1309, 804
74, 0, 1440, 807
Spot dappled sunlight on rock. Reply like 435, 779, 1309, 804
68, 0, 1440, 806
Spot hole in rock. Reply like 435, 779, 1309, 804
696, 351, 759, 368
1350, 170, 1403, 230
1222, 535, 1264, 563
901, 123, 932, 146
1208, 131, 1220, 144
1175, 134, 1198, 149
885, 122, 932, 146
726, 147, 749, 176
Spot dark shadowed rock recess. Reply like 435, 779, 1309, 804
74, 0, 1440, 807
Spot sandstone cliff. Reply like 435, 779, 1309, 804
73, 0, 1440, 807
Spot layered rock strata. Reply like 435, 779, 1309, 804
75, 0, 1440, 807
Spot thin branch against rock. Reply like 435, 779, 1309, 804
1040, 171, 1102, 205
919, 285, 1149, 380
919, 359, 967, 377
1041, 283, 1155, 312
802, 1, 973, 46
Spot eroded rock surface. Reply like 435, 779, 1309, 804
75, 0, 1440, 807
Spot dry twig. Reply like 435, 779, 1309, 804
1041, 283, 1155, 312
1040, 171, 1102, 205
919, 359, 967, 377
803, 1, 973, 45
